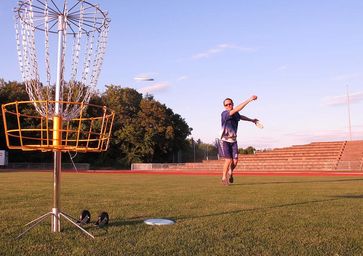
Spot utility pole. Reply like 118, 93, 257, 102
206, 144, 209, 160
193, 139, 196, 162
346, 85, 352, 141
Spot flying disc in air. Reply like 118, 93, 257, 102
255, 121, 264, 129
134, 77, 154, 81
144, 218, 175, 226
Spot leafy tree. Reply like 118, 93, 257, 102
198, 142, 218, 161
138, 95, 192, 162
238, 146, 256, 155
187, 139, 218, 162
0, 80, 52, 162
138, 96, 169, 162
97, 85, 143, 166
99, 86, 192, 166
0, 81, 29, 150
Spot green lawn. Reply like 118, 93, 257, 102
0, 172, 362, 255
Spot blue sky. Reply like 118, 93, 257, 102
1, 0, 363, 149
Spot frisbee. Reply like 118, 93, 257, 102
144, 218, 175, 226
134, 77, 154, 81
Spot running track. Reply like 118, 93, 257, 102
1, 169, 363, 177
83, 170, 363, 177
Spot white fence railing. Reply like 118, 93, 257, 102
3, 162, 90, 171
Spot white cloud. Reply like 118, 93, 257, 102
276, 65, 288, 71
332, 73, 362, 81
192, 43, 256, 60
322, 91, 363, 106
285, 130, 347, 141
177, 75, 188, 81
138, 82, 171, 94
246, 125, 363, 149
283, 127, 363, 144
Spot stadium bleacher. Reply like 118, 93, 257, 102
132, 140, 363, 173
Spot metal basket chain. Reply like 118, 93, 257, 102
44, 0, 52, 88
81, 25, 96, 88
14, 0, 110, 120
15, 21, 25, 81
16, 3, 43, 112
65, 2, 85, 120
70, 1, 84, 82
20, 18, 32, 82
90, 19, 109, 89
28, 1, 40, 84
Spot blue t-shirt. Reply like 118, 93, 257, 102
221, 110, 241, 142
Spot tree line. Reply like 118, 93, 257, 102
0, 80, 220, 168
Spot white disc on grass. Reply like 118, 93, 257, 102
144, 218, 175, 226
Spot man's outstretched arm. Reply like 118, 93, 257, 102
240, 115, 258, 124
229, 95, 257, 116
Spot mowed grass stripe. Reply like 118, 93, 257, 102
0, 172, 362, 255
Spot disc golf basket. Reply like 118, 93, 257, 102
2, 0, 114, 238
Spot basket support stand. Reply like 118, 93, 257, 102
16, 16, 95, 239
16, 210, 95, 239
16, 150, 95, 239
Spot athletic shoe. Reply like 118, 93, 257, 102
229, 174, 234, 184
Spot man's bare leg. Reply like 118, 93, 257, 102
229, 159, 238, 183
222, 158, 232, 185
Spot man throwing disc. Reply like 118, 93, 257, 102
219, 96, 259, 185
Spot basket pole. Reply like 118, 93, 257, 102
51, 14, 65, 233
52, 117, 62, 232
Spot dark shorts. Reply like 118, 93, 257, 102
218, 140, 238, 159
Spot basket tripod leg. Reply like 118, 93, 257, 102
16, 211, 95, 239
16, 212, 53, 239
60, 212, 95, 239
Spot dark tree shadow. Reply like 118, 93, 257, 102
333, 194, 363, 199
175, 198, 341, 221
232, 178, 363, 187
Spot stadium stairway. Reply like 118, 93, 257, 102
335, 140, 363, 171
132, 140, 363, 173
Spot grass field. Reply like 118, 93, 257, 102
0, 171, 362, 255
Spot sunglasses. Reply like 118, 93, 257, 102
224, 103, 233, 107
